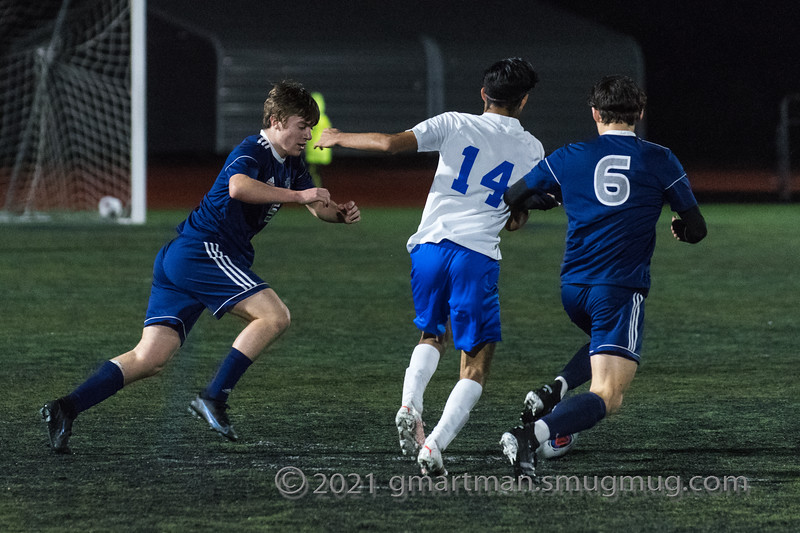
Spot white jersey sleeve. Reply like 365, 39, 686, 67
407, 112, 545, 260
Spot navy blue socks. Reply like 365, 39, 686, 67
61, 361, 125, 417
540, 391, 606, 437
56, 347, 253, 419
202, 347, 253, 403
558, 343, 592, 390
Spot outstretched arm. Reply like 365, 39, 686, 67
314, 128, 418, 154
671, 205, 707, 243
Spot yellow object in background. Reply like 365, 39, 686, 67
306, 91, 332, 186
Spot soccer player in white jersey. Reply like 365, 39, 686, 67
316, 58, 552, 475
499, 75, 707, 477
40, 81, 361, 454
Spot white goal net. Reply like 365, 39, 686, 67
0, 0, 146, 223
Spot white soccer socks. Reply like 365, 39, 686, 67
533, 419, 550, 445
401, 343, 441, 414
426, 378, 483, 452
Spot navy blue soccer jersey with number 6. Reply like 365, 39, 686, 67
521, 130, 698, 290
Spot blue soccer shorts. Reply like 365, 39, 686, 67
561, 283, 646, 363
144, 237, 269, 344
409, 240, 501, 352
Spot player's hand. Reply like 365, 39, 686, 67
504, 209, 529, 231
671, 216, 688, 241
523, 192, 560, 211
335, 200, 361, 224
298, 187, 331, 207
315, 128, 341, 149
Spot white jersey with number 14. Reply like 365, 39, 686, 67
408, 111, 544, 260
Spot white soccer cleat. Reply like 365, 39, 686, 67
499, 426, 537, 478
499, 431, 519, 466
395, 405, 425, 456
417, 440, 447, 476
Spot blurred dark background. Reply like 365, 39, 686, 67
3, 0, 798, 204
553, 0, 800, 169
144, 0, 800, 170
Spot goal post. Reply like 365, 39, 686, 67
776, 93, 800, 203
130, 0, 146, 223
0, 0, 147, 223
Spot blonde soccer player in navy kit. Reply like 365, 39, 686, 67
316, 58, 550, 475
500, 75, 707, 477
41, 81, 361, 454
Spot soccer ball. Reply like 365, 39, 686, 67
537, 432, 578, 459
98, 196, 124, 219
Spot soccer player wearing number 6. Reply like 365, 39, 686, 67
315, 58, 550, 476
40, 81, 361, 454
500, 75, 707, 477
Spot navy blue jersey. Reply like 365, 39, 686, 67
522, 131, 698, 289
177, 132, 314, 265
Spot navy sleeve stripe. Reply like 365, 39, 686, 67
224, 155, 259, 175
665, 174, 688, 190
544, 158, 561, 185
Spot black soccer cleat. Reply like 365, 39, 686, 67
189, 394, 238, 441
520, 382, 562, 425
500, 424, 538, 478
40, 399, 75, 454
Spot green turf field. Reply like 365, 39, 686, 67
1, 204, 798, 532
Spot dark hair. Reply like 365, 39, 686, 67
482, 57, 539, 111
588, 75, 647, 125
262, 80, 320, 128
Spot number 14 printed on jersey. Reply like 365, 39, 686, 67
451, 146, 515, 208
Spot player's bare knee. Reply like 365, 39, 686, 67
419, 333, 446, 354
273, 307, 291, 334
250, 306, 291, 334
460, 367, 487, 386
605, 394, 624, 415
603, 392, 624, 415
590, 387, 624, 415
459, 357, 489, 386
144, 363, 167, 378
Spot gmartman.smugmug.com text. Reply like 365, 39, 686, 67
274, 466, 750, 500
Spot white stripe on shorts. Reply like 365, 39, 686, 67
628, 292, 644, 352
203, 242, 258, 290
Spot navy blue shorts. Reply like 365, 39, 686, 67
410, 240, 501, 352
561, 284, 645, 362
144, 237, 268, 343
